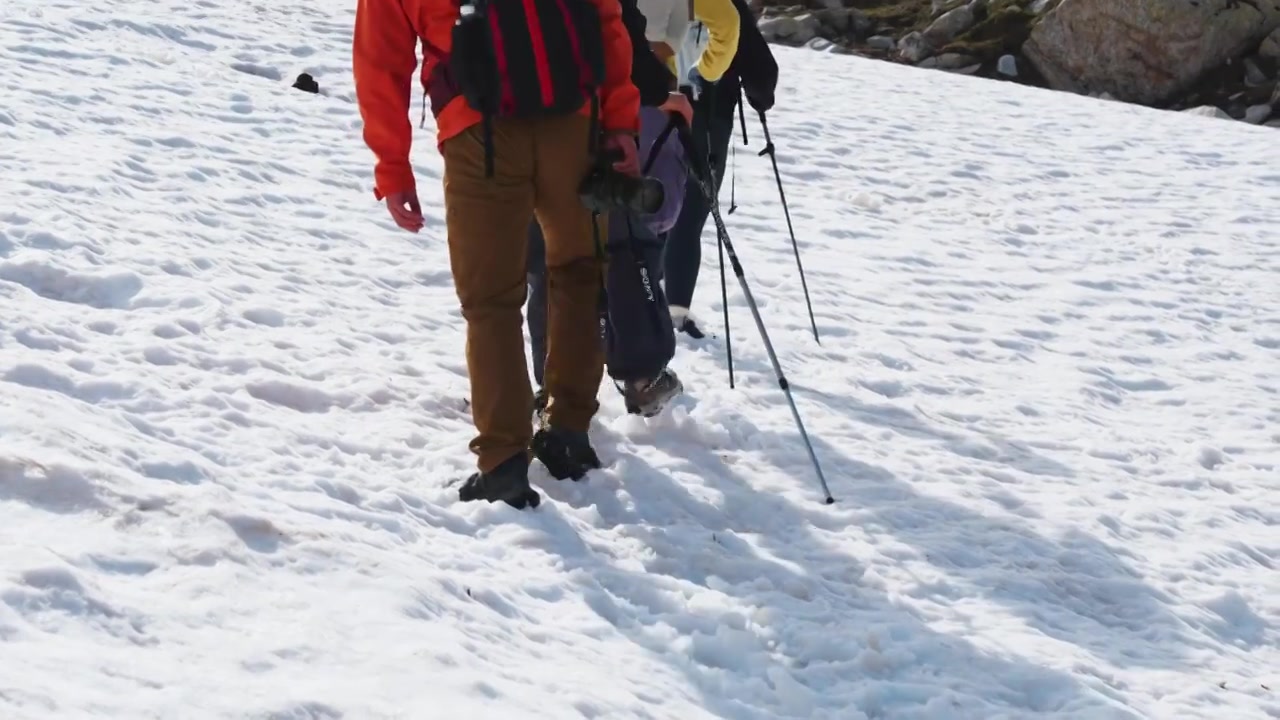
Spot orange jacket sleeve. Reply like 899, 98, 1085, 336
353, 0, 420, 200
591, 0, 641, 135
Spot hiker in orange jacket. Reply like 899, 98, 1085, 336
353, 0, 642, 509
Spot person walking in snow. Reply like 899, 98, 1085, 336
640, 0, 740, 88
352, 0, 642, 509
527, 0, 739, 417
527, 102, 692, 420
525, 0, 694, 419
662, 0, 777, 338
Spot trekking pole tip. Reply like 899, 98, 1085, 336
824, 495, 835, 505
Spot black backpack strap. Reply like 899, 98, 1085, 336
587, 94, 600, 161
482, 112, 495, 178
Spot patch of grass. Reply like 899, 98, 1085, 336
837, 0, 1036, 42
760, 0, 1052, 74
941, 3, 1036, 59
845, 0, 934, 34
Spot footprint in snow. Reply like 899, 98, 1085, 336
0, 258, 143, 309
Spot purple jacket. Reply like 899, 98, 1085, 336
633, 105, 686, 235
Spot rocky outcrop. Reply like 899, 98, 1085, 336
753, 0, 1280, 129
1023, 0, 1280, 105
758, 7, 873, 46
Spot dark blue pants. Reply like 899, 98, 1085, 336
528, 214, 675, 387
661, 81, 738, 310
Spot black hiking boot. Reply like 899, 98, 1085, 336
457, 452, 540, 509
623, 367, 684, 418
531, 424, 601, 481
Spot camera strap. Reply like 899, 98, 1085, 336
642, 114, 680, 177
591, 210, 609, 341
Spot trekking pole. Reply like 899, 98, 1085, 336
682, 83, 735, 388
728, 146, 737, 215
710, 88, 735, 389
756, 111, 820, 345
676, 123, 834, 504
718, 211, 734, 389
728, 87, 746, 215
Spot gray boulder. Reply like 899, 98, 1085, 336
1182, 105, 1231, 119
758, 14, 822, 45
898, 31, 932, 63
932, 52, 980, 70
1261, 27, 1280, 61
1024, 0, 1280, 105
867, 35, 897, 52
1244, 58, 1269, 87
997, 54, 1018, 77
816, 8, 872, 37
1244, 103, 1272, 124
923, 5, 976, 47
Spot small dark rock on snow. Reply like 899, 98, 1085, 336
293, 73, 320, 94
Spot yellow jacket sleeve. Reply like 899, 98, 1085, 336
692, 0, 740, 82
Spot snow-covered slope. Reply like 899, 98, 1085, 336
2, 1, 1278, 718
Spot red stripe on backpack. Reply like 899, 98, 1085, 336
520, 0, 556, 107
551, 0, 589, 93
487, 8, 515, 114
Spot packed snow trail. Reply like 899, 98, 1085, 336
1, 1, 1278, 718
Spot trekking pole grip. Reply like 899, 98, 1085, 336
756, 110, 776, 157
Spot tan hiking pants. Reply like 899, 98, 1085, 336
441, 113, 605, 473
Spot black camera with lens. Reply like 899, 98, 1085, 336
578, 149, 664, 216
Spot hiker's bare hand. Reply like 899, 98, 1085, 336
659, 92, 693, 128
385, 190, 424, 233
603, 133, 640, 177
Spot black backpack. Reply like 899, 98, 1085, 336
725, 0, 778, 112
450, 0, 607, 176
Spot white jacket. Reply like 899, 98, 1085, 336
636, 0, 739, 83
675, 21, 707, 81
635, 0, 692, 53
